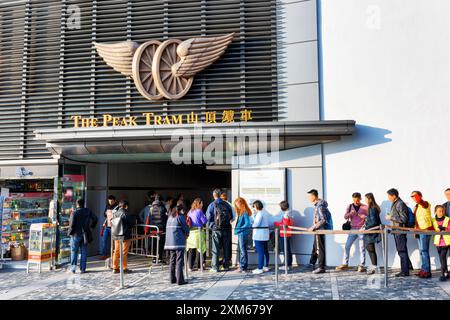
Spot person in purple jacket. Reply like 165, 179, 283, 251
336, 192, 368, 272
186, 198, 207, 271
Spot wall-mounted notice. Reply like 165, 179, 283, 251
238, 169, 286, 218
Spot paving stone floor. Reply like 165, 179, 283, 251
1, 256, 449, 300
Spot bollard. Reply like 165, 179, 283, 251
383, 227, 389, 288
283, 225, 288, 275
275, 227, 279, 288
199, 227, 204, 273
184, 249, 189, 280
119, 237, 124, 289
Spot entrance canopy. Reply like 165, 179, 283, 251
34, 121, 355, 163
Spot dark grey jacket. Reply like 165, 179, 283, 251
390, 197, 408, 227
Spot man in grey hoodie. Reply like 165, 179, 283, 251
307, 189, 330, 274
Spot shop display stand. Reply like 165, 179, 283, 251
27, 223, 56, 273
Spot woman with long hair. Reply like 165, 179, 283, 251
234, 197, 252, 272
164, 200, 190, 285
186, 198, 207, 271
363, 193, 382, 275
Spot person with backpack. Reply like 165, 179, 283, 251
336, 192, 368, 272
274, 201, 294, 272
307, 189, 332, 274
206, 188, 233, 272
186, 198, 207, 271
164, 201, 190, 285
443, 188, 450, 218
411, 190, 433, 278
386, 188, 410, 277
251, 200, 270, 274
68, 198, 98, 274
111, 200, 134, 274
432, 205, 450, 281
99, 195, 118, 260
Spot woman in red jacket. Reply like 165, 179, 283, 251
274, 201, 294, 271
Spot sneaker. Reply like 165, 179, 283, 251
178, 281, 188, 285
113, 269, 119, 274
439, 276, 447, 282
366, 267, 376, 275
279, 266, 292, 271
123, 269, 132, 274
419, 271, 431, 279
335, 264, 349, 271
357, 266, 366, 273
252, 269, 263, 274
312, 268, 325, 274
394, 272, 409, 277
209, 268, 218, 273
262, 267, 270, 272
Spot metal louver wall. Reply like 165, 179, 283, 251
0, 0, 278, 160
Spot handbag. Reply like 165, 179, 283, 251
342, 220, 352, 230
342, 204, 352, 230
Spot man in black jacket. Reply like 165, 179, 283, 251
386, 188, 410, 277
68, 198, 98, 274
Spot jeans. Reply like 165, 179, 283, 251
366, 243, 377, 266
254, 240, 269, 270
437, 246, 449, 276
279, 236, 293, 267
394, 233, 409, 274
99, 227, 111, 256
310, 234, 326, 269
169, 249, 185, 284
70, 234, 87, 272
417, 234, 431, 273
344, 233, 366, 266
237, 233, 249, 271
211, 230, 231, 270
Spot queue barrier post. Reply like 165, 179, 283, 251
383, 226, 389, 288
184, 249, 189, 280
283, 225, 288, 275
274, 227, 279, 288
119, 237, 124, 289
199, 227, 204, 273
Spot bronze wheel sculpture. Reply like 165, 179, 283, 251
132, 40, 163, 100
94, 33, 234, 101
152, 39, 194, 100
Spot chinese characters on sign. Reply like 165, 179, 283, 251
71, 109, 253, 128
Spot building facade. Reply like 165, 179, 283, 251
1, 0, 447, 269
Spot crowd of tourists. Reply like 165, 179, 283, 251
67, 187, 450, 284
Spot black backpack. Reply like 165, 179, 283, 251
214, 201, 232, 229
111, 209, 125, 238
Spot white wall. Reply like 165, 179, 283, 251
320, 0, 450, 268
279, 0, 320, 121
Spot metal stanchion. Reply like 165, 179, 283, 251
184, 249, 189, 280
283, 225, 288, 275
275, 227, 279, 288
384, 227, 389, 288
119, 237, 124, 289
199, 227, 204, 272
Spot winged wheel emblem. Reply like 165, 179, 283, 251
94, 33, 234, 100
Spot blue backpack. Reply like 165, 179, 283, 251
406, 206, 415, 228
324, 209, 333, 230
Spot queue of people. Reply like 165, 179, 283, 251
67, 187, 450, 284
